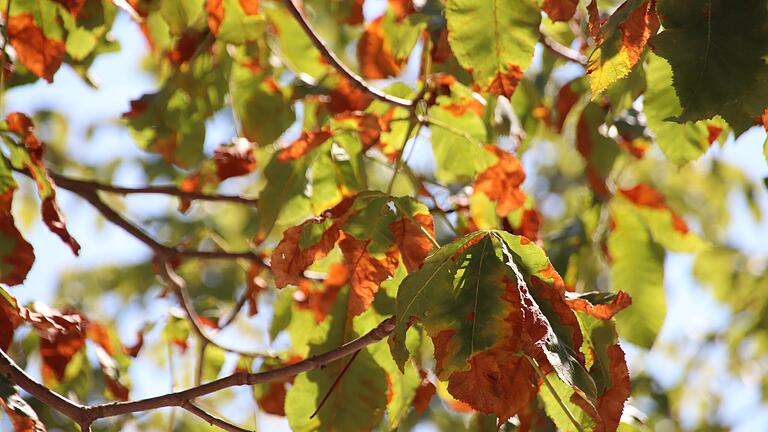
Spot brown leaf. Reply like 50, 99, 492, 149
0, 191, 35, 287
7, 14, 65, 82
542, 0, 579, 22
389, 213, 435, 272
278, 129, 332, 161
122, 328, 146, 358
596, 344, 631, 431
339, 236, 400, 317
168, 30, 208, 66
587, 0, 602, 41
554, 82, 580, 132
486, 65, 523, 98
566, 291, 632, 320
214, 140, 257, 180
40, 328, 86, 382
327, 78, 373, 114
473, 146, 527, 217
357, 17, 405, 79
52, 0, 86, 17
412, 371, 436, 414
41, 197, 81, 255
245, 262, 266, 316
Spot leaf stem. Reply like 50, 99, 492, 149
526, 355, 584, 432
386, 120, 420, 195
422, 116, 484, 148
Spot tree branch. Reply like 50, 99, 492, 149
539, 34, 587, 65
49, 172, 259, 206
182, 401, 253, 432
0, 317, 396, 429
158, 260, 275, 359
281, 0, 415, 109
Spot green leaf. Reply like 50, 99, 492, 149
644, 54, 713, 165
266, 5, 333, 80
650, 0, 768, 133
284, 286, 388, 431
161, 0, 205, 36
429, 106, 494, 184
445, 0, 540, 96
230, 63, 296, 146
254, 155, 310, 243
608, 201, 665, 348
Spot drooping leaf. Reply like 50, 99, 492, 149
392, 231, 597, 420
586, 0, 659, 96
4, 112, 80, 255
445, 0, 540, 97
0, 160, 34, 287
0, 375, 47, 432
6, 7, 66, 82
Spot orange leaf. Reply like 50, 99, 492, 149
357, 18, 405, 79
619, 0, 659, 66
86, 322, 114, 355
542, 0, 579, 22
566, 291, 632, 320
327, 78, 373, 114
486, 65, 523, 98
40, 329, 86, 382
278, 129, 332, 161
339, 236, 399, 317
620, 184, 689, 234
389, 213, 435, 272
473, 146, 527, 217
7, 14, 65, 82
0, 191, 35, 287
587, 0, 602, 41
271, 219, 343, 288
207, 0, 257, 35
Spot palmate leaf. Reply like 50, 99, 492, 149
391, 230, 598, 421
650, 0, 768, 133
445, 0, 540, 98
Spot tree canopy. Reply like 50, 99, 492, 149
1, 0, 767, 431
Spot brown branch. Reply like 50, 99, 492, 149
540, 34, 587, 65
218, 289, 249, 329
49, 173, 259, 206
281, 0, 415, 109
0, 316, 395, 429
159, 260, 273, 359
182, 401, 253, 432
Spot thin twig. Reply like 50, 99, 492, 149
421, 116, 484, 149
309, 349, 361, 419
218, 289, 249, 329
539, 34, 587, 65
0, 317, 395, 428
182, 401, 253, 432
50, 172, 259, 206
386, 120, 420, 194
281, 0, 414, 109
159, 260, 274, 359
526, 355, 584, 432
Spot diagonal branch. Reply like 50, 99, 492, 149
281, 0, 415, 109
158, 259, 274, 359
539, 34, 587, 65
181, 401, 253, 432
49, 172, 259, 206
0, 317, 396, 429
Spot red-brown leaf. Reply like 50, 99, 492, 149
619, 0, 659, 66
41, 197, 81, 255
357, 18, 405, 79
214, 140, 257, 180
0, 191, 35, 287
473, 146, 527, 217
278, 130, 332, 161
486, 65, 523, 98
327, 78, 373, 114
53, 0, 86, 16
271, 219, 342, 288
40, 330, 86, 382
7, 14, 65, 82
542, 0, 579, 22
596, 344, 631, 431
412, 371, 436, 414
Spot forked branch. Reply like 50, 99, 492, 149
0, 317, 395, 430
